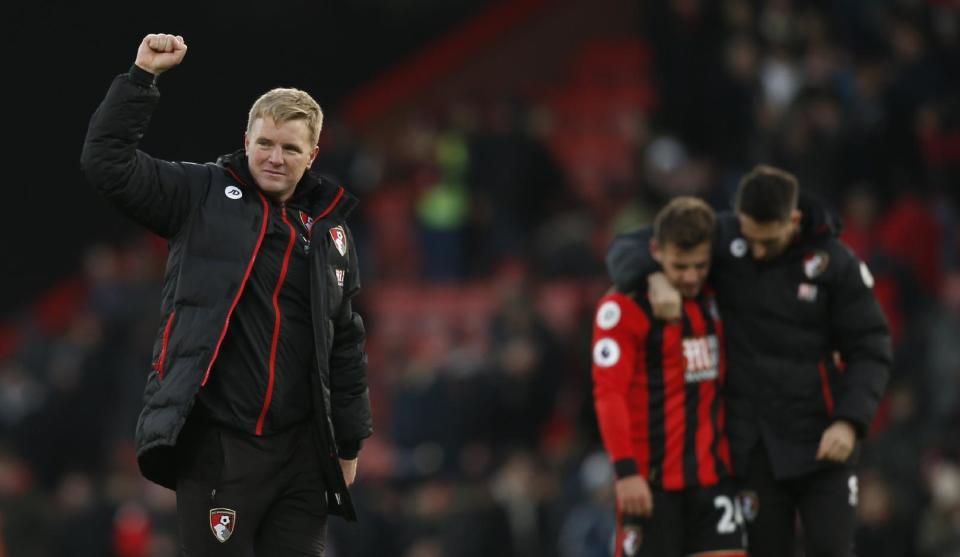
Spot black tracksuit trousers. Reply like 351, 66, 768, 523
739, 444, 858, 557
175, 408, 329, 556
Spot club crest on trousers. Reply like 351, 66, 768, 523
210, 508, 236, 542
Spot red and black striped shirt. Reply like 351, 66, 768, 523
592, 289, 732, 491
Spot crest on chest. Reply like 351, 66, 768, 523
298, 211, 315, 233
329, 225, 347, 257
803, 250, 830, 279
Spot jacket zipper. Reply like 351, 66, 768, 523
255, 207, 298, 436
201, 175, 270, 387
155, 310, 176, 380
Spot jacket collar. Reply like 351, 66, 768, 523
772, 191, 841, 261
216, 149, 357, 218
797, 190, 841, 243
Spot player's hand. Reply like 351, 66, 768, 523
615, 475, 654, 517
135, 34, 187, 76
816, 420, 856, 462
339, 458, 358, 486
648, 272, 682, 321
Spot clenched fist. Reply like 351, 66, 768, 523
135, 34, 187, 76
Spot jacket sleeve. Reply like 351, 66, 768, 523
605, 213, 736, 293
828, 245, 893, 437
592, 293, 648, 479
605, 228, 657, 293
329, 224, 373, 458
80, 67, 206, 239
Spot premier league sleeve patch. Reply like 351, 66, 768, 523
210, 508, 236, 543
596, 300, 622, 330
593, 338, 621, 367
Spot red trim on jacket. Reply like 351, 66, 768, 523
314, 187, 345, 222
155, 310, 176, 380
819, 361, 835, 417
255, 209, 298, 436
202, 172, 270, 386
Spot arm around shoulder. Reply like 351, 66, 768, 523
606, 228, 656, 292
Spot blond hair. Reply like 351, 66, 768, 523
247, 88, 324, 146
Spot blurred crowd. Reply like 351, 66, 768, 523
1, 0, 959, 555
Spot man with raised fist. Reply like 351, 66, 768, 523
81, 34, 372, 555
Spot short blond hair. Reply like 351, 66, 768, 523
247, 88, 324, 146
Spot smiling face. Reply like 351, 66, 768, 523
244, 116, 319, 203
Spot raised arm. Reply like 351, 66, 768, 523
80, 34, 206, 239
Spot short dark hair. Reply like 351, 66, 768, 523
734, 164, 799, 223
654, 196, 715, 250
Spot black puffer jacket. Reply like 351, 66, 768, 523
606, 196, 892, 479
81, 69, 372, 519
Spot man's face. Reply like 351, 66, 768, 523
651, 240, 711, 298
738, 211, 801, 261
245, 117, 318, 203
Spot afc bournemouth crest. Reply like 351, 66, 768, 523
739, 491, 759, 523
329, 226, 347, 257
803, 250, 830, 279
622, 525, 642, 556
210, 508, 236, 543
298, 211, 315, 234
